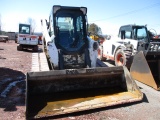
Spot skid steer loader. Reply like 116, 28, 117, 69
98, 24, 160, 90
26, 6, 143, 119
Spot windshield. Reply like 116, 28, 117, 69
133, 27, 148, 41
19, 24, 30, 34
55, 11, 85, 51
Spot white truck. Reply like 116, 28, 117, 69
0, 35, 8, 43
17, 24, 39, 51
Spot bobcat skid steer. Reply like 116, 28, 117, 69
26, 6, 143, 119
98, 24, 160, 90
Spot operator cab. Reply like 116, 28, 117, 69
19, 24, 30, 35
49, 6, 88, 53
118, 25, 149, 42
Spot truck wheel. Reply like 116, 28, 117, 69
17, 45, 22, 51
114, 49, 133, 69
15, 39, 17, 43
115, 49, 126, 66
33, 46, 38, 52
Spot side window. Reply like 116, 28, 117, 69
137, 28, 147, 39
134, 27, 147, 41
76, 16, 83, 32
76, 16, 84, 39
118, 30, 131, 39
125, 31, 131, 39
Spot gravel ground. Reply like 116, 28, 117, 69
0, 41, 32, 120
0, 41, 160, 120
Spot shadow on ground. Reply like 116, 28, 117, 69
0, 67, 26, 112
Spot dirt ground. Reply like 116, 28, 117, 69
0, 41, 160, 120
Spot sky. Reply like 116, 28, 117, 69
0, 0, 160, 36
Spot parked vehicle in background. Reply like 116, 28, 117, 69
98, 24, 150, 67
0, 35, 9, 43
98, 24, 160, 90
17, 24, 39, 51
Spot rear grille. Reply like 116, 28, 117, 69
63, 54, 85, 65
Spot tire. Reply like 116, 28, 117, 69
17, 45, 22, 51
114, 49, 133, 69
33, 46, 38, 52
